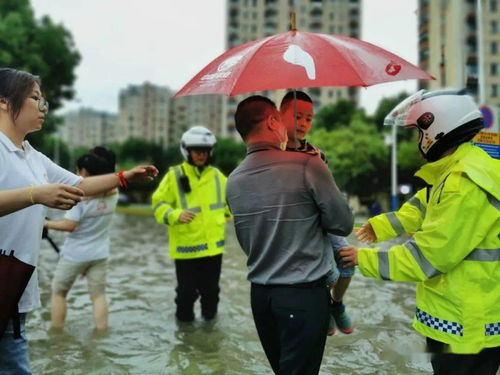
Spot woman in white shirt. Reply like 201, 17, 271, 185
45, 147, 119, 332
0, 68, 158, 375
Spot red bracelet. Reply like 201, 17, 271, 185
115, 170, 128, 188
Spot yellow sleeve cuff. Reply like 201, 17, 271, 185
358, 247, 383, 279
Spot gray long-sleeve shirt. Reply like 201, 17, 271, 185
226, 143, 354, 285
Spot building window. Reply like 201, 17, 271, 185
492, 84, 498, 97
491, 63, 498, 76
491, 20, 498, 33
491, 41, 498, 54
490, 0, 497, 11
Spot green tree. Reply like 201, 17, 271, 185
213, 137, 246, 176
314, 99, 368, 131
370, 92, 420, 144
308, 117, 390, 197
0, 0, 80, 148
397, 135, 427, 188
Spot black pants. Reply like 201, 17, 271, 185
426, 338, 500, 375
174, 254, 222, 321
251, 279, 329, 375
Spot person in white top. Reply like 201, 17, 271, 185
0, 68, 158, 375
45, 147, 119, 332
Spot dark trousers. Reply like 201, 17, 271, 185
426, 338, 500, 375
174, 254, 222, 321
251, 279, 330, 375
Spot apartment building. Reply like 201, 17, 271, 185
61, 108, 117, 149
117, 82, 171, 146
224, 0, 362, 136
418, 0, 500, 106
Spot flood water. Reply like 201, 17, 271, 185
29, 213, 433, 374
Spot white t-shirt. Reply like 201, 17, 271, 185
61, 193, 118, 263
0, 131, 82, 313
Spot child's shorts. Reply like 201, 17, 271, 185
52, 257, 107, 297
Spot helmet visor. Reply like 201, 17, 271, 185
383, 90, 425, 127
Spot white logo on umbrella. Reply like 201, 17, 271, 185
283, 45, 316, 80
217, 55, 244, 72
201, 55, 244, 81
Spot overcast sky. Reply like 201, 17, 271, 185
30, 0, 420, 115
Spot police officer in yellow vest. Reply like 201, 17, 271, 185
339, 90, 500, 375
152, 126, 231, 322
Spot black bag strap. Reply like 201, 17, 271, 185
12, 306, 21, 339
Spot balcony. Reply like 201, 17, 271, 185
311, 0, 323, 9
466, 77, 478, 96
419, 31, 429, 44
265, 0, 278, 8
466, 32, 477, 45
310, 21, 322, 31
466, 10, 476, 26
419, 23, 429, 34
466, 53, 478, 65
265, 8, 278, 18
310, 7, 322, 16
349, 8, 359, 17
229, 8, 239, 18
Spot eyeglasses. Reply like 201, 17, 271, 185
30, 96, 49, 112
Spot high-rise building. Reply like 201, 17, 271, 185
170, 95, 224, 144
117, 82, 171, 146
418, 0, 500, 106
117, 82, 224, 147
60, 108, 117, 149
225, 0, 362, 137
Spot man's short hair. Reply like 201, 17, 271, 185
280, 90, 312, 112
234, 95, 277, 140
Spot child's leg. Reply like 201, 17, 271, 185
332, 276, 351, 302
50, 258, 82, 329
86, 259, 108, 330
329, 235, 355, 334
325, 259, 339, 336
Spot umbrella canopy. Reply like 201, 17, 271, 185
174, 30, 434, 97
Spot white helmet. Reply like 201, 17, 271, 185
180, 126, 217, 161
384, 89, 483, 161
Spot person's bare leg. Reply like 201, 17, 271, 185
51, 293, 67, 329
91, 294, 108, 331
332, 276, 351, 301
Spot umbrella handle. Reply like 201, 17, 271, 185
290, 12, 297, 31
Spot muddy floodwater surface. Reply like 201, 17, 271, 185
29, 213, 434, 374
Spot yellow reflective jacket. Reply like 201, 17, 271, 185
359, 143, 500, 354
151, 162, 231, 260
369, 187, 427, 241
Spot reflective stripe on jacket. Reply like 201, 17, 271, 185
369, 187, 427, 241
358, 143, 500, 354
151, 162, 231, 260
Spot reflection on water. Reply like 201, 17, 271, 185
30, 214, 432, 374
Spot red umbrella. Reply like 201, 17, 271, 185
174, 30, 433, 97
